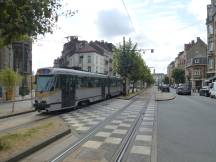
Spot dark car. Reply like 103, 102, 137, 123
176, 85, 191, 95
199, 86, 210, 97
161, 84, 170, 92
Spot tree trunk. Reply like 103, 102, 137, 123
123, 78, 127, 96
132, 81, 135, 93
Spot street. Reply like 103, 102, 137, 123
17, 88, 157, 162
1, 87, 216, 162
158, 89, 216, 162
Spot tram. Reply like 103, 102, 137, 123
34, 67, 123, 112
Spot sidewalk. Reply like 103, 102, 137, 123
0, 99, 34, 119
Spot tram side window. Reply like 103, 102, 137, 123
111, 79, 117, 87
77, 77, 102, 88
77, 77, 88, 88
55, 76, 60, 89
117, 80, 122, 87
95, 78, 101, 87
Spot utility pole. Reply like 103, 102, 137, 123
122, 37, 127, 96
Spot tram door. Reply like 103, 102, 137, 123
61, 75, 76, 108
101, 78, 105, 99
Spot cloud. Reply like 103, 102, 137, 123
188, 0, 211, 21
96, 9, 133, 38
31, 0, 210, 74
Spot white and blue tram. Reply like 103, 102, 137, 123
34, 68, 123, 112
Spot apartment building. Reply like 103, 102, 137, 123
206, 0, 216, 79
185, 38, 207, 89
54, 36, 114, 76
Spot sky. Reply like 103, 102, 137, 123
32, 0, 211, 74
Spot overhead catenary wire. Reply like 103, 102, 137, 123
121, 0, 136, 33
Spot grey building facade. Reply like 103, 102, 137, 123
206, 0, 216, 78
0, 41, 32, 98
54, 36, 114, 76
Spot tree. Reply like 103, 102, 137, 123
171, 68, 185, 84
113, 38, 154, 94
0, 0, 77, 47
163, 75, 170, 85
0, 68, 22, 100
113, 38, 138, 95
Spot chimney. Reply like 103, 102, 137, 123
197, 37, 200, 41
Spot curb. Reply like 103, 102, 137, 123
4, 128, 71, 162
151, 101, 158, 162
0, 110, 35, 119
117, 89, 145, 100
155, 95, 176, 101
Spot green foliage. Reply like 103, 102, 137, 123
113, 38, 154, 88
0, 68, 22, 91
0, 68, 22, 100
0, 0, 77, 47
19, 86, 30, 96
163, 75, 170, 84
171, 68, 185, 84
0, 122, 53, 151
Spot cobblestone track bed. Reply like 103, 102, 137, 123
49, 98, 137, 162
50, 89, 156, 162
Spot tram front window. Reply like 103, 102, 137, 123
36, 75, 54, 92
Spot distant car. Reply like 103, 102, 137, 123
199, 86, 210, 97
161, 84, 170, 92
210, 82, 216, 98
174, 84, 178, 89
176, 85, 191, 95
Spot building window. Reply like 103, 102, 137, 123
208, 24, 213, 35
88, 66, 91, 72
208, 42, 213, 52
96, 67, 98, 73
208, 58, 214, 69
88, 56, 91, 63
194, 59, 199, 64
79, 56, 83, 64
194, 69, 200, 76
96, 56, 98, 64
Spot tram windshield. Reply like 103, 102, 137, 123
36, 75, 55, 92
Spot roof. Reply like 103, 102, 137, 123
37, 67, 121, 79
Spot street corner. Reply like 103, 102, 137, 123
155, 92, 176, 101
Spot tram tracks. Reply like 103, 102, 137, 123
49, 89, 156, 162
113, 94, 155, 162
49, 98, 136, 162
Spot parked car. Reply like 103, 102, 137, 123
160, 84, 170, 92
210, 82, 216, 98
199, 86, 210, 97
176, 84, 191, 95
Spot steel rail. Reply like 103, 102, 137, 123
49, 98, 137, 162
113, 91, 154, 162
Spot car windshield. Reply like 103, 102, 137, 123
36, 75, 54, 92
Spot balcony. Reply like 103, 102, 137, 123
193, 76, 201, 80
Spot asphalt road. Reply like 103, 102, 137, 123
158, 89, 216, 162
